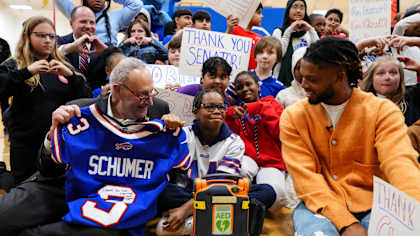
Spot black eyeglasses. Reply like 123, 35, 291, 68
31, 32, 57, 41
119, 84, 159, 102
200, 103, 228, 112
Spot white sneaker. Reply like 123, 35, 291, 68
156, 215, 193, 235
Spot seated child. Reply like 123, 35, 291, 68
309, 13, 326, 38
321, 8, 349, 39
192, 10, 211, 31
156, 89, 276, 235
177, 57, 232, 105
119, 19, 168, 64
276, 46, 307, 108
227, 36, 285, 105
226, 71, 299, 210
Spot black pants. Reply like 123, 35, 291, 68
0, 172, 67, 236
9, 136, 40, 184
19, 222, 123, 236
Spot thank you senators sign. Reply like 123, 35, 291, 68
179, 28, 252, 78
368, 177, 420, 236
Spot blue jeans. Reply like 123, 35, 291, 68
293, 202, 371, 236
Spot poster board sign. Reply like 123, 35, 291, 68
156, 88, 194, 125
146, 65, 200, 89
349, 0, 391, 43
201, 0, 260, 29
179, 28, 252, 78
368, 176, 420, 236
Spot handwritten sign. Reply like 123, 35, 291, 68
179, 28, 252, 78
201, 0, 260, 29
156, 88, 195, 125
349, 0, 391, 43
368, 177, 420, 236
146, 65, 200, 89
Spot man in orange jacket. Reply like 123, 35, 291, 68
280, 37, 420, 236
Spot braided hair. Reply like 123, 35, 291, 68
303, 37, 362, 87
83, 0, 112, 45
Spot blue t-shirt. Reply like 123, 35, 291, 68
52, 104, 191, 236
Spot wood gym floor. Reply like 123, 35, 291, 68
0, 114, 294, 235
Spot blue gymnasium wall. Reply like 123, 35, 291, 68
176, 6, 286, 35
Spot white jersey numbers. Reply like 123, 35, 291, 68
67, 118, 90, 135
81, 185, 136, 227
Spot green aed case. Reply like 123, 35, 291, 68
192, 174, 250, 236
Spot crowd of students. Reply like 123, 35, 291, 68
0, 0, 420, 235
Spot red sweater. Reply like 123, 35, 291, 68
225, 96, 286, 170
231, 26, 263, 70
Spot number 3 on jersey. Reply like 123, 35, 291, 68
81, 185, 136, 227
67, 117, 90, 135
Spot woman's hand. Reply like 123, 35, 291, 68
291, 20, 312, 32
48, 59, 74, 77
123, 37, 138, 45
27, 60, 50, 75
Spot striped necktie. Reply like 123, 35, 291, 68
79, 45, 89, 74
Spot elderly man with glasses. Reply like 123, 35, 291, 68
0, 58, 186, 236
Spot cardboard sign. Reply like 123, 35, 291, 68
156, 88, 195, 125
201, 0, 260, 29
349, 0, 392, 43
368, 177, 420, 236
179, 28, 252, 78
146, 65, 200, 89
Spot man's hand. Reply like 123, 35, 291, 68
162, 114, 185, 136
341, 223, 368, 236
47, 105, 81, 141
87, 36, 108, 55
161, 200, 193, 232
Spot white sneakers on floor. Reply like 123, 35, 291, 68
156, 215, 193, 235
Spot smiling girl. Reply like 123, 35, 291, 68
273, 0, 318, 87
119, 19, 168, 64
0, 16, 91, 185
360, 55, 420, 125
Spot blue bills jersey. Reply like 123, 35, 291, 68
52, 104, 190, 236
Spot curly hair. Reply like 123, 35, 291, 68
303, 37, 362, 87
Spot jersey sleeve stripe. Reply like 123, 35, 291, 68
220, 159, 240, 169
52, 127, 63, 164
218, 162, 240, 174
222, 156, 241, 166
174, 152, 191, 170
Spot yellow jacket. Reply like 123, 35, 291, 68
280, 88, 420, 231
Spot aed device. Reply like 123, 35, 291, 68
192, 173, 250, 236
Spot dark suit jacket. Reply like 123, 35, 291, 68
57, 33, 107, 90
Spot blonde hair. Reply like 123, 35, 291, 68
360, 55, 406, 110
15, 16, 79, 88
